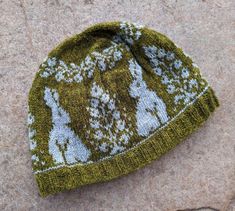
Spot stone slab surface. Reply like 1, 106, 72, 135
0, 0, 234, 210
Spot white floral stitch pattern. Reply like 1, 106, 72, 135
40, 41, 123, 82
44, 87, 91, 164
27, 112, 40, 166
143, 45, 207, 108
128, 58, 169, 137
86, 82, 133, 155
28, 113, 47, 167
119, 21, 143, 45
27, 113, 37, 151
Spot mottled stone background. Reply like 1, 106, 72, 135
0, 0, 234, 210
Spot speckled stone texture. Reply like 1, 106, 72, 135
0, 0, 234, 210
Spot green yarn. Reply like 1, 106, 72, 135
27, 21, 219, 197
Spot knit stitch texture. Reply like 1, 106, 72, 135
27, 21, 219, 196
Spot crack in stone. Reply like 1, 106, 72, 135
18, 0, 37, 59
177, 207, 220, 211
222, 195, 235, 211
84, 0, 94, 5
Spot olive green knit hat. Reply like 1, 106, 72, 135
28, 21, 219, 196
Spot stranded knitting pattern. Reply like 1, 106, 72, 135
28, 21, 219, 196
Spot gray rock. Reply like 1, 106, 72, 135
0, 0, 234, 210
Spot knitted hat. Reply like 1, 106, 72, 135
28, 21, 219, 196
